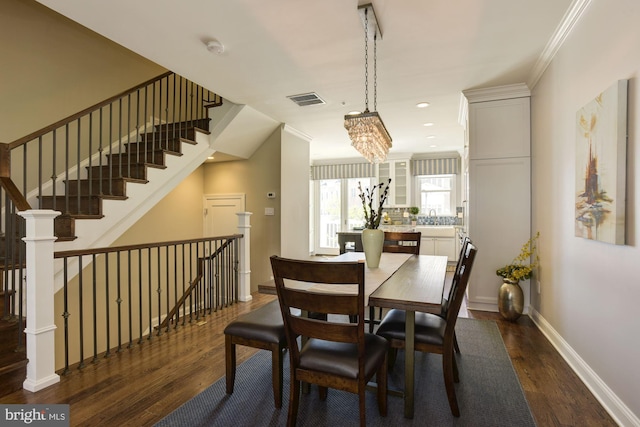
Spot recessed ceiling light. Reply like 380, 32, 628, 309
207, 156, 215, 160
423, 122, 434, 127
429, 144, 437, 148
416, 102, 430, 108
346, 110, 361, 115
427, 135, 436, 139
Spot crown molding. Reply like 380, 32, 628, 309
527, 0, 593, 89
462, 83, 531, 104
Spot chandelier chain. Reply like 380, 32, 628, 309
364, 8, 369, 112
374, 32, 377, 112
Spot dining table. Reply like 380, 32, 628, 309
259, 251, 448, 419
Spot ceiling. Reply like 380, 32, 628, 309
36, 0, 576, 163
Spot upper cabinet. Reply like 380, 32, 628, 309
466, 84, 531, 160
377, 159, 411, 207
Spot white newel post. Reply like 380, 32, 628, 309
236, 212, 252, 301
19, 209, 61, 392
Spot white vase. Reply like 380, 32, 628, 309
362, 228, 384, 268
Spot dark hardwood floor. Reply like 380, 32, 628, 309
0, 292, 616, 426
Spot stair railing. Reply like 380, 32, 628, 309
54, 234, 241, 374
0, 71, 221, 354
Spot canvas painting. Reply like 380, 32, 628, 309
575, 80, 628, 245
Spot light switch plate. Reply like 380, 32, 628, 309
265, 207, 275, 216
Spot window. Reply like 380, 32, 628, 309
416, 175, 456, 215
314, 178, 373, 254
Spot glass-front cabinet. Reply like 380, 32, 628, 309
377, 159, 410, 207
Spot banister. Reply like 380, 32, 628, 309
8, 71, 174, 149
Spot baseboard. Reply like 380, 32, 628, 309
529, 307, 639, 427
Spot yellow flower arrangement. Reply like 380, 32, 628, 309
496, 232, 539, 283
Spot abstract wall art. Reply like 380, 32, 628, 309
575, 80, 628, 245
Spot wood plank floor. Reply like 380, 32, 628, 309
1, 292, 617, 426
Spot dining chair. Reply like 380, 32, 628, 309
368, 231, 422, 332
270, 255, 389, 427
443, 236, 471, 353
224, 299, 287, 408
375, 242, 477, 417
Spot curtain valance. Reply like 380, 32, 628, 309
310, 163, 375, 180
411, 158, 459, 176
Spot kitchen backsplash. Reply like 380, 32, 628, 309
382, 208, 461, 226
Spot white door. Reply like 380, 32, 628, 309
204, 194, 246, 237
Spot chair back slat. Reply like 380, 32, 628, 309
270, 256, 366, 362
444, 243, 477, 333
442, 236, 471, 315
383, 231, 421, 254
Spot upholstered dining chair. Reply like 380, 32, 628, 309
376, 242, 477, 417
367, 231, 422, 332
224, 299, 287, 408
443, 236, 471, 354
270, 255, 389, 427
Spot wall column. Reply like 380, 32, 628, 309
236, 212, 252, 301
18, 209, 61, 392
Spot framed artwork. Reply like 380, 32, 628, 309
575, 80, 628, 245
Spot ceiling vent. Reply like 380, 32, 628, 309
287, 92, 326, 107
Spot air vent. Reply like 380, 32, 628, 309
287, 92, 326, 107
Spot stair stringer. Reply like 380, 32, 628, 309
52, 129, 214, 293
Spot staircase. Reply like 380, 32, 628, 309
39, 118, 210, 240
0, 290, 26, 399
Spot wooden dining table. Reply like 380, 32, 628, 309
259, 251, 448, 419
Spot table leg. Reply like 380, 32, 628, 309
404, 310, 415, 418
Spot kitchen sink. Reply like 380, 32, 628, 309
414, 226, 456, 237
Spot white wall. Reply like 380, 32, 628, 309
280, 125, 311, 259
531, 0, 640, 424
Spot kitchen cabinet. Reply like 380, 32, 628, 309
419, 237, 456, 260
377, 159, 410, 206
463, 84, 531, 313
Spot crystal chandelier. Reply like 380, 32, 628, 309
344, 4, 392, 163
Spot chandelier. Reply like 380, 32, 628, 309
344, 4, 392, 163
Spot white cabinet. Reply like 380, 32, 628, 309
420, 237, 456, 260
377, 160, 410, 207
463, 84, 531, 313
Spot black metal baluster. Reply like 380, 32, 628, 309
156, 247, 162, 336
92, 253, 98, 363
127, 250, 133, 348
62, 260, 70, 375
77, 254, 85, 369
104, 253, 111, 357
138, 248, 143, 344
116, 251, 123, 352
147, 247, 153, 340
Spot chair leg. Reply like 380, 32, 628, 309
442, 351, 460, 417
453, 331, 461, 354
319, 386, 328, 401
288, 378, 301, 427
225, 335, 236, 395
271, 343, 284, 408
377, 353, 388, 417
358, 389, 367, 427
453, 354, 459, 383
387, 348, 398, 370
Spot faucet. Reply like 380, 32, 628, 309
428, 209, 437, 225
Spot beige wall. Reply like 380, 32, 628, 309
0, 0, 165, 143
203, 128, 282, 292
531, 0, 640, 422
113, 168, 206, 245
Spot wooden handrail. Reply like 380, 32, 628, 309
54, 234, 242, 258
8, 71, 173, 149
157, 238, 237, 330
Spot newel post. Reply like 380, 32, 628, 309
236, 212, 252, 301
18, 209, 61, 392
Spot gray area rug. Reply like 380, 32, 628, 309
155, 318, 536, 426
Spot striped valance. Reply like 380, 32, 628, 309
310, 163, 375, 180
411, 158, 460, 176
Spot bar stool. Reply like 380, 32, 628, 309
224, 299, 286, 408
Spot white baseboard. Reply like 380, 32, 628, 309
529, 307, 639, 427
